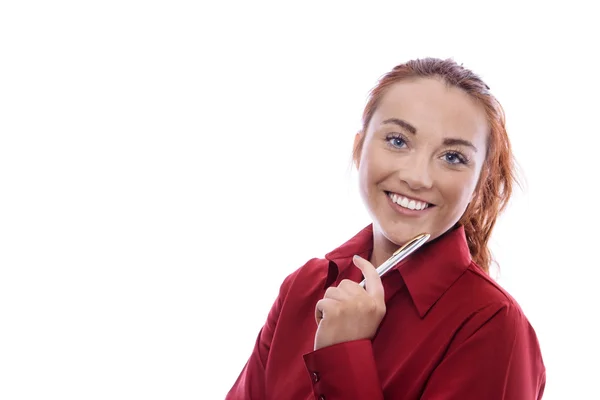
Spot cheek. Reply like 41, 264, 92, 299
358, 161, 378, 202
357, 148, 389, 202
358, 145, 380, 184
438, 173, 479, 209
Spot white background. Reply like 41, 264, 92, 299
1, 1, 598, 399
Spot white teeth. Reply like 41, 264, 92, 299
388, 192, 429, 211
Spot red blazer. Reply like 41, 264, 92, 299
226, 225, 546, 399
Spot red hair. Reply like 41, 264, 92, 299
354, 58, 517, 273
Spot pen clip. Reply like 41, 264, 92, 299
392, 233, 429, 256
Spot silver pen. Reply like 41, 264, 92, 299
359, 233, 430, 288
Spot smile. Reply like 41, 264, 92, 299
386, 192, 432, 211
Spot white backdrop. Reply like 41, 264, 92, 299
1, 1, 598, 399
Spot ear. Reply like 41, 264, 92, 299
353, 131, 364, 169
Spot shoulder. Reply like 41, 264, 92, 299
457, 261, 530, 317
451, 262, 543, 356
426, 263, 546, 398
276, 257, 330, 299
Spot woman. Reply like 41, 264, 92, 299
225, 58, 545, 399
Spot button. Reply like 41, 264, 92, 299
318, 396, 325, 400
312, 371, 320, 383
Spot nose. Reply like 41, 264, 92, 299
397, 155, 433, 190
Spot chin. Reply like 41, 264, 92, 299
377, 220, 426, 247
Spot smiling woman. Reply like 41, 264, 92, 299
354, 76, 494, 271
225, 58, 545, 400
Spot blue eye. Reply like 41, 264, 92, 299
386, 134, 407, 149
444, 152, 467, 165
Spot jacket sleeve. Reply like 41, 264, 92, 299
303, 339, 384, 400
225, 271, 297, 400
421, 302, 546, 400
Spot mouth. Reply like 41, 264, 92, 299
385, 191, 435, 211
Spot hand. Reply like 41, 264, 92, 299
313, 255, 386, 350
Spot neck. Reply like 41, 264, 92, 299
370, 229, 402, 268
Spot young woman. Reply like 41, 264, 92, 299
226, 58, 545, 399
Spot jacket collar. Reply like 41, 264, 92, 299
324, 224, 472, 317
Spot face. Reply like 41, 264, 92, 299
355, 77, 489, 254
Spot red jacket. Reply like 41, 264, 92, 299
226, 225, 546, 399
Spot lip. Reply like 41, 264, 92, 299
385, 191, 435, 217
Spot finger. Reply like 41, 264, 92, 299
335, 279, 362, 295
353, 255, 385, 299
314, 298, 337, 325
324, 286, 348, 301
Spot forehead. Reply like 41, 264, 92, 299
369, 78, 489, 143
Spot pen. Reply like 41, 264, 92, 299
359, 233, 430, 288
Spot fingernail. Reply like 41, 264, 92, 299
353, 255, 363, 262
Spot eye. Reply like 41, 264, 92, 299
386, 134, 408, 149
443, 151, 468, 165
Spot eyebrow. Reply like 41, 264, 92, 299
383, 118, 478, 152
443, 138, 478, 152
382, 118, 417, 134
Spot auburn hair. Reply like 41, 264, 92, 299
354, 58, 517, 273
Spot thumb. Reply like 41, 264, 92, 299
353, 255, 384, 298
